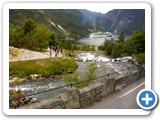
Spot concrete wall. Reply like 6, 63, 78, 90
18, 68, 145, 109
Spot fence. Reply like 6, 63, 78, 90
10, 67, 131, 101
10, 67, 145, 109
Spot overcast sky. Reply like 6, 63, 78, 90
86, 8, 113, 14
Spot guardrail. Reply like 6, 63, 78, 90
9, 67, 132, 101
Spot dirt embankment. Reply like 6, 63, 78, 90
9, 46, 63, 61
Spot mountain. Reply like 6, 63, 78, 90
96, 9, 145, 35
79, 9, 102, 31
9, 9, 94, 39
9, 9, 145, 39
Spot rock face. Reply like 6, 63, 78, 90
79, 9, 145, 35
10, 96, 37, 109
10, 9, 145, 40
96, 9, 145, 35
9, 9, 94, 39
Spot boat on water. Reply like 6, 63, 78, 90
90, 32, 112, 38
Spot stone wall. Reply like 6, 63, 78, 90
115, 68, 145, 87
18, 68, 145, 109
79, 82, 104, 107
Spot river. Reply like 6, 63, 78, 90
10, 33, 135, 102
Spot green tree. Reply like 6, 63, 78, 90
72, 44, 78, 51
83, 62, 97, 81
131, 30, 145, 54
49, 32, 57, 46
64, 62, 97, 88
32, 24, 53, 51
103, 40, 114, 55
98, 40, 114, 55
9, 23, 24, 47
112, 43, 124, 58
22, 18, 36, 35
118, 31, 125, 43
124, 37, 136, 55
124, 30, 145, 55
9, 23, 17, 46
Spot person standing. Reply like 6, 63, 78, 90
49, 45, 54, 58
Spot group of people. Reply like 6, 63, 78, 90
48, 46, 62, 58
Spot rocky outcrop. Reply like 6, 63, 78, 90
10, 96, 37, 109
96, 9, 145, 35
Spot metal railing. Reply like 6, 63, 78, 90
10, 67, 133, 101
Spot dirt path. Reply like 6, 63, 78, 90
9, 47, 63, 62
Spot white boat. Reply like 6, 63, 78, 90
90, 32, 112, 38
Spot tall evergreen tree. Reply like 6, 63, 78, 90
118, 31, 125, 43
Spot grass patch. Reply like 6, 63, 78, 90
9, 78, 25, 86
133, 53, 145, 63
9, 58, 78, 78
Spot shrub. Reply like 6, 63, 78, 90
63, 62, 97, 89
9, 58, 78, 77
133, 53, 145, 63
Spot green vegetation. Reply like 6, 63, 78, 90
9, 9, 94, 40
99, 30, 145, 63
133, 53, 145, 63
10, 18, 95, 53
9, 78, 25, 87
9, 58, 78, 78
59, 39, 95, 51
118, 31, 125, 43
10, 19, 57, 51
64, 62, 97, 88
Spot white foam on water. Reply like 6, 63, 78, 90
77, 52, 110, 62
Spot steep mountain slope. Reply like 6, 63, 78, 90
9, 9, 94, 39
9, 9, 145, 39
79, 9, 102, 31
96, 9, 145, 35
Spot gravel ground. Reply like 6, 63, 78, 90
9, 47, 63, 62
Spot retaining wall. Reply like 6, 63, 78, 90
18, 68, 145, 109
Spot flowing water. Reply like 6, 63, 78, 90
10, 33, 135, 101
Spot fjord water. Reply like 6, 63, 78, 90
74, 34, 129, 46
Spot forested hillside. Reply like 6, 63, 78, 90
9, 9, 94, 39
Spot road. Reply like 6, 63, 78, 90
84, 78, 145, 109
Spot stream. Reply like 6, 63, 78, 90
10, 33, 136, 101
